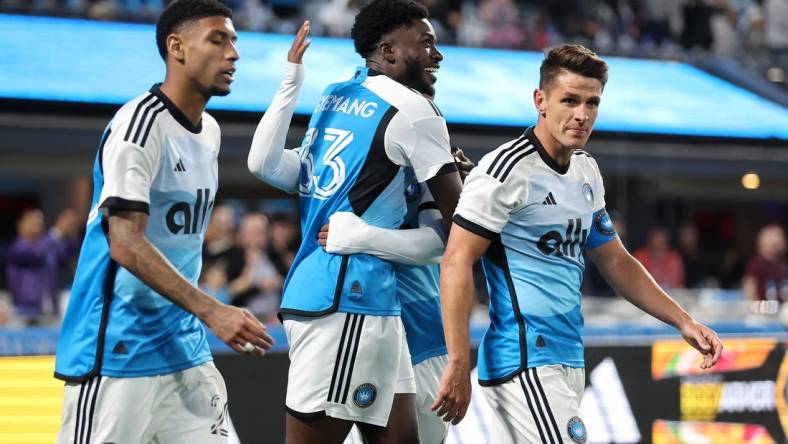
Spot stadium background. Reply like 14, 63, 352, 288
1, 0, 788, 442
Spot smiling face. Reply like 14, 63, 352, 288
534, 70, 602, 150
386, 18, 443, 97
174, 16, 239, 97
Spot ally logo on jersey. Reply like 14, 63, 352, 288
165, 188, 214, 235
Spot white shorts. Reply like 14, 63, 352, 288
414, 354, 450, 444
284, 312, 416, 427
57, 362, 231, 444
482, 366, 587, 444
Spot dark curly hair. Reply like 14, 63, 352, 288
351, 0, 429, 58
156, 0, 233, 60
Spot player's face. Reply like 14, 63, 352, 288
390, 19, 442, 97
535, 71, 602, 150
182, 16, 239, 97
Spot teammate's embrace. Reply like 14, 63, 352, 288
55, 1, 274, 442
247, 1, 462, 442
433, 44, 724, 443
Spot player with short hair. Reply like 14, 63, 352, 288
431, 44, 724, 443
247, 1, 462, 441
55, 1, 274, 442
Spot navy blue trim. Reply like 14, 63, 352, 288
520, 373, 551, 444
433, 162, 458, 177
348, 106, 400, 217
328, 314, 352, 402
341, 315, 365, 404
73, 381, 86, 443
278, 255, 350, 318
100, 197, 150, 215
286, 406, 327, 420
453, 214, 498, 241
84, 375, 103, 443
333, 314, 359, 403
139, 102, 166, 147
486, 135, 526, 176
527, 127, 570, 175
531, 368, 563, 443
498, 148, 536, 182
149, 83, 202, 134
477, 237, 528, 387
124, 94, 156, 142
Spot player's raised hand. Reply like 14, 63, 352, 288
679, 319, 723, 369
287, 20, 311, 64
204, 304, 275, 356
431, 359, 471, 424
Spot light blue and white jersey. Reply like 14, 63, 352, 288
55, 85, 219, 381
280, 67, 455, 317
397, 170, 447, 365
453, 127, 617, 385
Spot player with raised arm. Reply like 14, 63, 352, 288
247, 1, 462, 442
55, 1, 274, 442
431, 44, 724, 443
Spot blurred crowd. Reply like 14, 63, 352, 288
2, 0, 786, 86
0, 202, 786, 328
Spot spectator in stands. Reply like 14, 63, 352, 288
50, 208, 82, 290
5, 209, 62, 325
203, 204, 247, 301
267, 212, 298, 278
633, 226, 685, 290
234, 212, 283, 323
678, 224, 708, 288
199, 259, 231, 305
743, 223, 788, 301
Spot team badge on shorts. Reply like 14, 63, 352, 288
582, 183, 594, 205
352, 383, 377, 408
567, 416, 587, 443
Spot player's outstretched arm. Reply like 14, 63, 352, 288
107, 210, 275, 356
247, 20, 311, 192
587, 238, 723, 369
431, 223, 491, 424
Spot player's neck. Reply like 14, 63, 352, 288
533, 123, 573, 166
159, 77, 208, 127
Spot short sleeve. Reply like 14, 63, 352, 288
585, 208, 618, 250
590, 157, 606, 212
452, 163, 527, 240
98, 132, 161, 215
384, 113, 454, 183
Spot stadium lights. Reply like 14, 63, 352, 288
741, 172, 761, 190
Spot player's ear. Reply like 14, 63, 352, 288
378, 41, 396, 64
167, 34, 186, 63
534, 88, 546, 118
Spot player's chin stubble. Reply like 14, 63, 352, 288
401, 56, 435, 98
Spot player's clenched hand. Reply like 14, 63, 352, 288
679, 318, 723, 369
451, 146, 475, 181
318, 223, 329, 247
205, 304, 274, 356
287, 20, 311, 64
431, 360, 471, 424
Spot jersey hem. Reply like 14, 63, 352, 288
277, 255, 350, 321
478, 366, 523, 386
410, 348, 448, 366
99, 355, 213, 378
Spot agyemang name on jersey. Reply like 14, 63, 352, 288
55, 85, 219, 381
280, 67, 455, 317
453, 127, 617, 385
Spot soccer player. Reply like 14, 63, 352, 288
323, 148, 475, 444
54, 1, 274, 442
431, 44, 724, 443
246, 1, 462, 441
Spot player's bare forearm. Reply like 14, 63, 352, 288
440, 224, 491, 365
107, 211, 219, 319
588, 238, 691, 328
426, 171, 463, 230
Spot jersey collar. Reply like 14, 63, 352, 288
525, 126, 570, 175
149, 84, 203, 134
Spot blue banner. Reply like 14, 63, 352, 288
2, 14, 787, 139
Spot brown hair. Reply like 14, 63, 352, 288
539, 44, 608, 90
